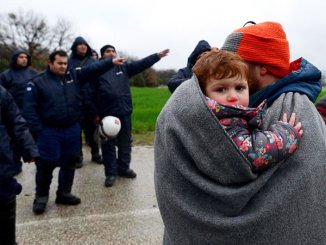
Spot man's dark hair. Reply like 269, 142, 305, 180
49, 50, 68, 62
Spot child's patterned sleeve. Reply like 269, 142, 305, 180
230, 121, 301, 173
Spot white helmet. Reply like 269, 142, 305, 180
99, 116, 121, 139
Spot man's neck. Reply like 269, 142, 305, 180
76, 53, 86, 58
259, 73, 280, 90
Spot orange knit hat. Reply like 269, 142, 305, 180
221, 21, 290, 78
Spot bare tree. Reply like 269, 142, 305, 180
0, 10, 75, 70
0, 11, 48, 55
50, 18, 75, 51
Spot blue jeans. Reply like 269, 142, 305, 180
102, 115, 132, 176
35, 123, 81, 196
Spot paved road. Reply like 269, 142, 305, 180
16, 146, 164, 244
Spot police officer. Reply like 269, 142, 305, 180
23, 50, 125, 214
168, 40, 213, 93
68, 37, 102, 167
0, 49, 39, 174
97, 45, 169, 187
0, 85, 38, 244
0, 50, 38, 109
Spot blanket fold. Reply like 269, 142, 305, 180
155, 75, 326, 245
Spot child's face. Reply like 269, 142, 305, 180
204, 75, 249, 107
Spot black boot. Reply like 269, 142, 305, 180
0, 197, 17, 244
55, 192, 81, 205
104, 175, 116, 187
118, 169, 137, 178
33, 195, 48, 215
75, 155, 83, 168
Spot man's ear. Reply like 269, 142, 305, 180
259, 66, 268, 75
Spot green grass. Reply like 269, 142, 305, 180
131, 87, 171, 145
316, 86, 326, 103
130, 85, 326, 145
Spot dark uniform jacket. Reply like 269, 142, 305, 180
0, 50, 38, 109
95, 53, 160, 118
168, 40, 211, 93
23, 58, 116, 137
0, 85, 38, 179
68, 37, 99, 121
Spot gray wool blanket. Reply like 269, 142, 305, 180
154, 76, 326, 245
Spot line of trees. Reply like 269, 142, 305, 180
0, 10, 176, 86
0, 10, 74, 71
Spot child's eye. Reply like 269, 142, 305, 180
216, 87, 225, 92
236, 86, 247, 91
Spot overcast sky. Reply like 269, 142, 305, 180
1, 0, 326, 71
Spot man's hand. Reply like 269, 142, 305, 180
158, 49, 170, 58
26, 158, 36, 163
112, 58, 126, 65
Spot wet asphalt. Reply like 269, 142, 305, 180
15, 145, 164, 244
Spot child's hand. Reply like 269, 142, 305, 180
282, 113, 303, 136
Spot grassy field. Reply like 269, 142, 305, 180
131, 86, 326, 145
316, 86, 326, 102
131, 87, 171, 145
